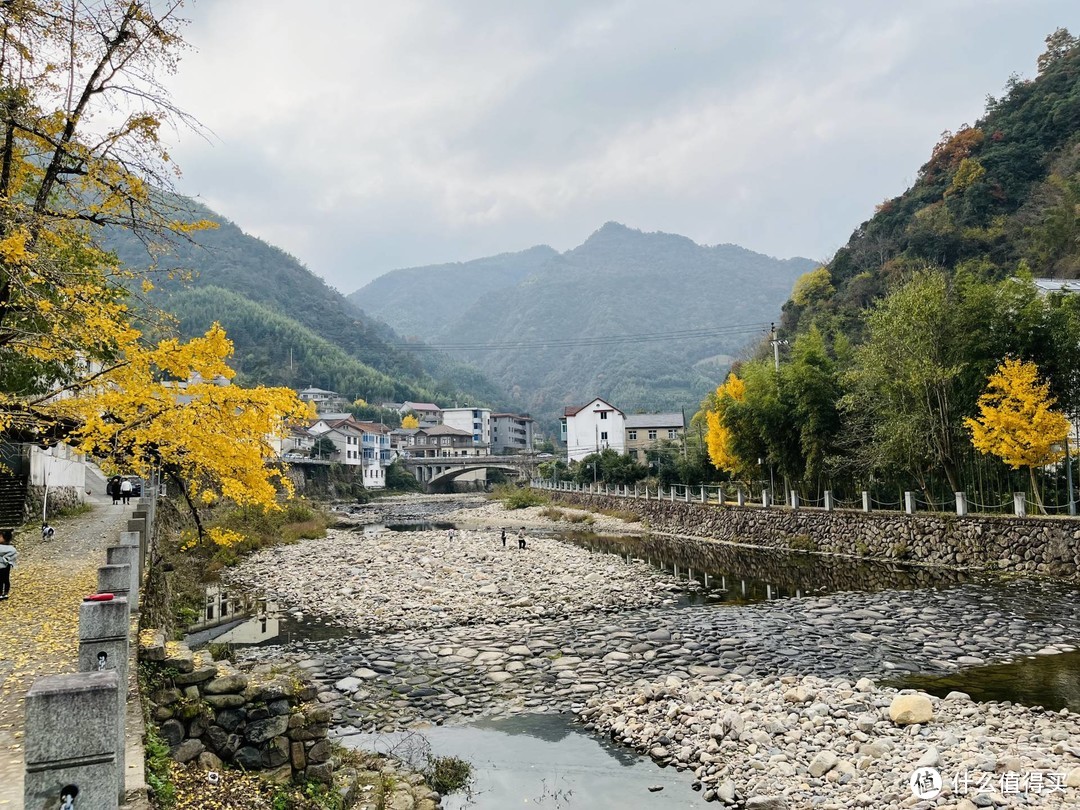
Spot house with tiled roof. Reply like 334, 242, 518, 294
624, 412, 685, 462
559, 398, 625, 462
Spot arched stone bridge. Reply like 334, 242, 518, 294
403, 455, 535, 492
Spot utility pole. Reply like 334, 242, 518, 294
770, 323, 787, 373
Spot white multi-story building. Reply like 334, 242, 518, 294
441, 407, 491, 449
491, 413, 534, 454
560, 398, 625, 463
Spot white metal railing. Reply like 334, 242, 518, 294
527, 478, 1064, 519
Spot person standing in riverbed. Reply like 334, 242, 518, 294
501, 528, 507, 548
0, 529, 17, 601
518, 527, 526, 549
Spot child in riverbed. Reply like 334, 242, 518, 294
518, 527, 527, 549
0, 528, 17, 601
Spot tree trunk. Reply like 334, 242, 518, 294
1029, 466, 1046, 515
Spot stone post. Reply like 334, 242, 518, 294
824, 491, 834, 511
105, 546, 139, 611
125, 517, 146, 580
78, 597, 129, 799
24, 671, 120, 810
717, 486, 725, 506
761, 490, 771, 508
904, 491, 916, 514
97, 564, 131, 605
737, 488, 745, 507
790, 491, 799, 510
634, 484, 638, 498
670, 487, 675, 503
1014, 492, 1027, 518
684, 486, 689, 503
955, 492, 968, 517
861, 491, 871, 513
700, 485, 705, 503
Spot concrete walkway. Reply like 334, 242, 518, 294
0, 471, 132, 806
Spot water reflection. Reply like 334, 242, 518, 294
564, 532, 976, 604
183, 583, 359, 649
338, 714, 701, 809
893, 651, 1080, 713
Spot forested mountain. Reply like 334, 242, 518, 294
351, 223, 813, 418
700, 30, 1080, 508
351, 245, 559, 339
782, 28, 1080, 341
101, 198, 507, 406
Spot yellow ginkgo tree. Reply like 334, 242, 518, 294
0, 1, 313, 547
705, 372, 747, 475
965, 358, 1071, 513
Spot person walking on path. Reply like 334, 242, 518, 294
119, 476, 132, 505
0, 529, 16, 600
518, 527, 527, 549
108, 475, 121, 505
501, 528, 507, 548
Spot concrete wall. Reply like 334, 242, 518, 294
544, 491, 1080, 579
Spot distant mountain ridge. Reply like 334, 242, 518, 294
101, 197, 508, 407
350, 223, 813, 419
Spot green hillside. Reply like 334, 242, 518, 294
352, 223, 812, 418
101, 197, 507, 407
783, 28, 1080, 340
706, 30, 1080, 505
349, 245, 559, 338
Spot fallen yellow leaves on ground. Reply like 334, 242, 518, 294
0, 559, 100, 746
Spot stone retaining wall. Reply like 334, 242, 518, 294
139, 633, 336, 785
546, 491, 1080, 579
27, 484, 82, 520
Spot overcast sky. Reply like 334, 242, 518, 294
166, 1, 1078, 293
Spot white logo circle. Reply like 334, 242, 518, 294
910, 767, 942, 799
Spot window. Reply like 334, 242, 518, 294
629, 449, 638, 460
668, 429, 677, 439
599, 411, 607, 420
628, 430, 637, 440
600, 431, 608, 441
648, 430, 657, 440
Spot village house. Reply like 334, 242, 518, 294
624, 413, 686, 462
297, 387, 350, 414
399, 401, 442, 426
491, 413, 535, 454
560, 398, 625, 463
404, 424, 476, 458
441, 407, 492, 448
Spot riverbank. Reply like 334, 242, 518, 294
580, 674, 1080, 808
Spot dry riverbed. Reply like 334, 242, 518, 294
227, 521, 675, 634
229, 497, 1080, 808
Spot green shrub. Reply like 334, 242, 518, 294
788, 535, 818, 552
424, 755, 473, 795
145, 721, 176, 807
494, 484, 548, 510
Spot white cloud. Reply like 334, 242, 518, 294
163, 0, 1079, 288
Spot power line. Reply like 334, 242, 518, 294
381, 322, 772, 352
